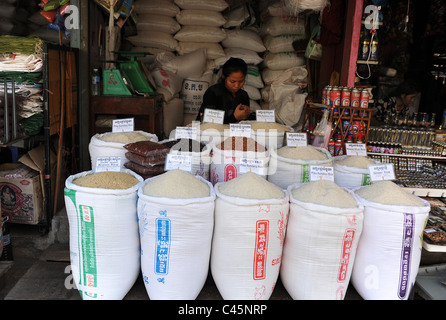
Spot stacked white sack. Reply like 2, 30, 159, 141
137, 170, 216, 299
64, 170, 143, 300
351, 181, 430, 300
281, 180, 364, 299
211, 173, 289, 300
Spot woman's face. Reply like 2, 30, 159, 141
401, 93, 418, 106
223, 71, 245, 95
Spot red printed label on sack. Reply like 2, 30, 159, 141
253, 220, 269, 280
337, 228, 356, 282
224, 164, 237, 182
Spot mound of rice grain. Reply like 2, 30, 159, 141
336, 156, 375, 169
291, 180, 358, 208
218, 172, 285, 199
143, 169, 210, 198
73, 171, 139, 189
98, 131, 152, 144
355, 180, 425, 206
246, 122, 291, 132
200, 123, 229, 131
277, 145, 327, 160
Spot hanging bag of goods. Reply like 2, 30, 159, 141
64, 170, 143, 300
88, 131, 158, 169
211, 173, 289, 300
267, 145, 332, 190
137, 170, 215, 300
280, 180, 364, 300
333, 155, 380, 188
210, 136, 269, 186
351, 181, 430, 300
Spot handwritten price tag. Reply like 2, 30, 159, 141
345, 143, 367, 156
230, 123, 252, 138
239, 158, 265, 175
164, 154, 193, 172
369, 163, 395, 181
112, 118, 134, 132
309, 165, 334, 181
175, 126, 198, 140
95, 156, 121, 172
256, 110, 275, 122
286, 132, 307, 147
203, 108, 225, 124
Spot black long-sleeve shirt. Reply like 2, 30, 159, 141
196, 82, 253, 124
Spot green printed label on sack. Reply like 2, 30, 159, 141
79, 205, 97, 291
301, 164, 310, 182
361, 173, 371, 186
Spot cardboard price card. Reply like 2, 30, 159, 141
239, 158, 264, 174
95, 156, 122, 172
286, 132, 307, 147
256, 110, 275, 122
345, 143, 367, 156
309, 165, 334, 181
369, 163, 395, 181
175, 126, 198, 140
164, 154, 193, 172
112, 118, 134, 132
203, 108, 225, 124
230, 123, 252, 138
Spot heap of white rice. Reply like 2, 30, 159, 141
143, 169, 209, 198
277, 145, 327, 160
98, 131, 152, 144
218, 172, 285, 199
355, 180, 425, 206
291, 179, 358, 208
73, 171, 139, 189
336, 156, 375, 169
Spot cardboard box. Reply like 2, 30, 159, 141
0, 163, 43, 225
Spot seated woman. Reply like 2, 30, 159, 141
196, 57, 255, 124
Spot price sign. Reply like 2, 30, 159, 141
256, 110, 275, 122
164, 154, 193, 172
239, 158, 265, 175
309, 165, 334, 181
286, 132, 307, 147
345, 143, 367, 156
95, 156, 121, 172
112, 118, 134, 132
369, 163, 396, 181
175, 126, 198, 140
203, 108, 225, 124
230, 123, 252, 138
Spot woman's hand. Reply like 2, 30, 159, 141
233, 104, 251, 121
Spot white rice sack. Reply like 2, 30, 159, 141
65, 170, 143, 300
223, 4, 253, 29
333, 155, 379, 188
243, 84, 261, 101
136, 14, 181, 34
177, 41, 225, 59
215, 48, 263, 67
89, 131, 158, 170
163, 98, 184, 138
267, 146, 332, 189
168, 142, 212, 181
160, 48, 207, 78
266, 1, 297, 16
127, 32, 178, 52
246, 65, 264, 89
134, 0, 180, 16
351, 181, 430, 300
281, 181, 363, 300
151, 67, 183, 98
239, 121, 293, 150
176, 9, 226, 27
260, 16, 305, 37
264, 34, 305, 53
221, 29, 266, 53
137, 171, 215, 299
181, 70, 213, 114
263, 52, 305, 71
211, 173, 289, 300
174, 26, 227, 43
174, 0, 228, 11
210, 136, 269, 185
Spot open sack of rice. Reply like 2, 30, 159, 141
64, 170, 143, 300
210, 136, 269, 185
333, 155, 380, 188
267, 145, 332, 189
239, 121, 293, 150
351, 181, 430, 300
211, 172, 289, 300
88, 131, 158, 170
137, 169, 215, 300
281, 180, 364, 300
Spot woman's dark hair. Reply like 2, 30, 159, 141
394, 78, 421, 96
222, 57, 247, 78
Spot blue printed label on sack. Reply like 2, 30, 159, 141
398, 213, 414, 299
155, 218, 171, 275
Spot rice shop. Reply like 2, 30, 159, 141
0, 0, 445, 304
